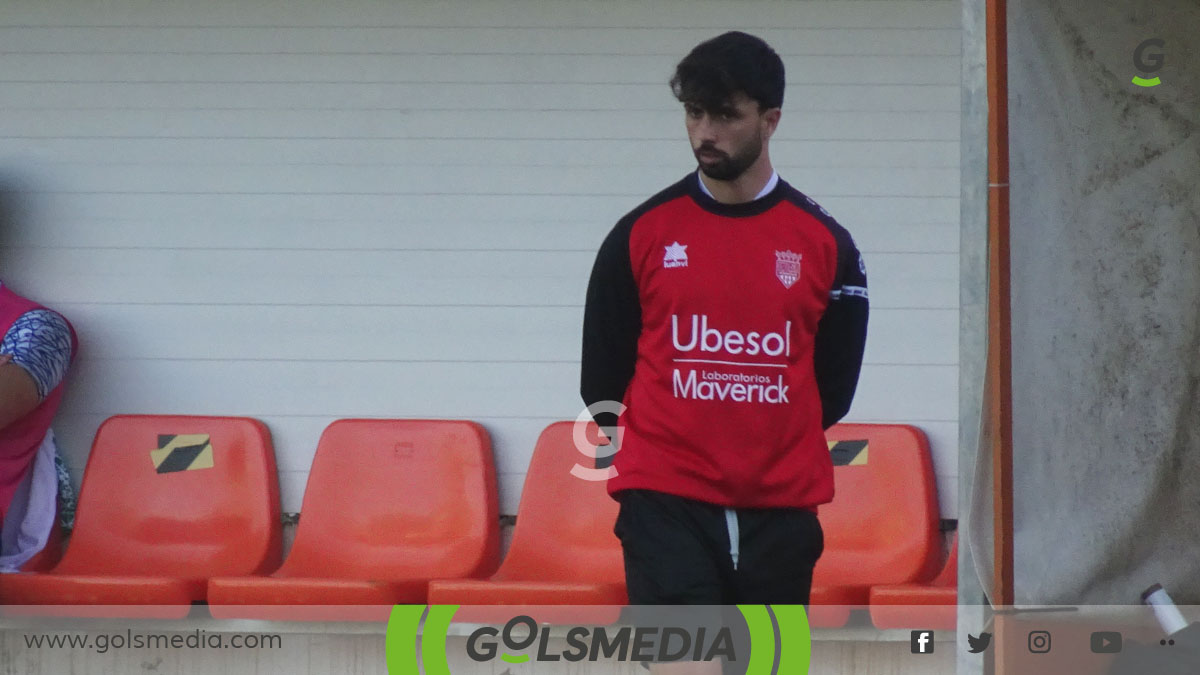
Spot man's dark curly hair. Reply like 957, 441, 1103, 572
670, 31, 785, 112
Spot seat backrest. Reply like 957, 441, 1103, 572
814, 424, 940, 587
499, 421, 623, 583
283, 419, 499, 580
56, 415, 280, 578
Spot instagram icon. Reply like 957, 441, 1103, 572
1028, 631, 1052, 653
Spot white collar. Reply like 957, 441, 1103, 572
696, 169, 779, 202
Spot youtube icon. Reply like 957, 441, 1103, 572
1091, 632, 1123, 654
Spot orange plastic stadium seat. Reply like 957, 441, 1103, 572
869, 534, 957, 630
0, 415, 281, 618
208, 419, 500, 621
427, 421, 626, 624
808, 424, 941, 628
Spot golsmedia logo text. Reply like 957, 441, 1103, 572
385, 605, 812, 674
466, 615, 735, 664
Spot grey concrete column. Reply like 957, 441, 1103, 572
959, 0, 991, 672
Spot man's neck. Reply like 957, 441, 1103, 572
697, 158, 778, 204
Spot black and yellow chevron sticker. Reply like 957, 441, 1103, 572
828, 439, 868, 466
150, 434, 214, 474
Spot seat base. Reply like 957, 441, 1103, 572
429, 580, 626, 624
207, 576, 428, 621
0, 573, 199, 618
869, 585, 957, 630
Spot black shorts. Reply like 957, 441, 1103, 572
613, 488, 824, 605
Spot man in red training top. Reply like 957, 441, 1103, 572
581, 31, 869, 624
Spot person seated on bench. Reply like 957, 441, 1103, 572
0, 279, 77, 572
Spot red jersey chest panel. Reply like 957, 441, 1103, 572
606, 192, 839, 507
629, 195, 839, 379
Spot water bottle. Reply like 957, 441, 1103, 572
1142, 584, 1188, 637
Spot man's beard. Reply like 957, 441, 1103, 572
694, 137, 762, 181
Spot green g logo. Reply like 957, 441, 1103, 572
1132, 38, 1165, 87
385, 605, 811, 674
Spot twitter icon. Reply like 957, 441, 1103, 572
967, 632, 992, 653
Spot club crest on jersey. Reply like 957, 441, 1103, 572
775, 250, 802, 288
664, 242, 689, 269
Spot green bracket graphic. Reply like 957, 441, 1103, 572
738, 605, 777, 675
419, 605, 458, 675
1132, 76, 1161, 87
385, 605, 425, 675
386, 604, 458, 675
738, 604, 811, 675
771, 605, 812, 675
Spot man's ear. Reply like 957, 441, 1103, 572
761, 107, 782, 139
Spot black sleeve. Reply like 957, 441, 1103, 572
813, 234, 869, 430
581, 217, 641, 436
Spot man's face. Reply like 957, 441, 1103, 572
684, 92, 779, 181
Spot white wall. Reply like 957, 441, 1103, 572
0, 0, 961, 517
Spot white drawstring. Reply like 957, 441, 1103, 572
725, 508, 740, 570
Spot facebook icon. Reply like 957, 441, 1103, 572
911, 630, 935, 654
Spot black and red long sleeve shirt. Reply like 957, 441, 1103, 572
581, 172, 869, 510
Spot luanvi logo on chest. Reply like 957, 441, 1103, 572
663, 242, 689, 269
